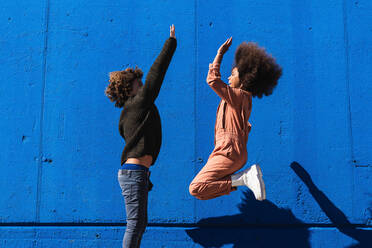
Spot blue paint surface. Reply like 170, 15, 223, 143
0, 226, 371, 247
0, 0, 371, 247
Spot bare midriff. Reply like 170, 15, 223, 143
125, 155, 153, 168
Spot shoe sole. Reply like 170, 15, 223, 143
254, 164, 266, 201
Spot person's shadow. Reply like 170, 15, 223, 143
290, 162, 372, 248
186, 162, 371, 247
186, 190, 311, 247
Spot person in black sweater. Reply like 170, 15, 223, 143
105, 25, 177, 248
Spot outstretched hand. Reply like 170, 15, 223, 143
218, 37, 232, 55
170, 24, 176, 39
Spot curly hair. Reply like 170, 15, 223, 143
234, 42, 282, 98
105, 67, 143, 108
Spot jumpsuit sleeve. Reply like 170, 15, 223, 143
206, 63, 241, 107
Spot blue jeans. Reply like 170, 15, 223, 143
118, 169, 150, 248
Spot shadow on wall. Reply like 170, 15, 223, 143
186, 162, 372, 248
186, 190, 311, 248
290, 162, 372, 248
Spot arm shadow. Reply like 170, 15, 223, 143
290, 161, 372, 248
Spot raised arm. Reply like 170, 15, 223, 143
207, 37, 241, 106
137, 25, 177, 106
213, 37, 232, 65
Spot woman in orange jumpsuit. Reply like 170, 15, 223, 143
189, 37, 282, 201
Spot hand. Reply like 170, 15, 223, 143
218, 37, 232, 55
170, 24, 176, 38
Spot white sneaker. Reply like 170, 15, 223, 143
243, 164, 266, 201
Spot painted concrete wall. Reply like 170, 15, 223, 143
0, 0, 371, 247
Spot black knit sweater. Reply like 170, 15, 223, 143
119, 37, 177, 165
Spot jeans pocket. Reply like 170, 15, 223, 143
131, 170, 147, 184
125, 183, 147, 205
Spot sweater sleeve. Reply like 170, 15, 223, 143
136, 37, 177, 106
206, 63, 241, 107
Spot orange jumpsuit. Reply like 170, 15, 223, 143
189, 63, 252, 200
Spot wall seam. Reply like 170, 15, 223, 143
193, 0, 198, 224
342, 0, 355, 219
35, 0, 51, 223
342, 0, 354, 161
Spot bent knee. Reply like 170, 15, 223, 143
189, 183, 206, 200
189, 183, 198, 197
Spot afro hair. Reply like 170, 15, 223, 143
234, 42, 282, 98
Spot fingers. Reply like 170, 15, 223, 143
226, 37, 232, 46
170, 24, 175, 38
223, 37, 232, 46
218, 36, 232, 54
223, 38, 229, 45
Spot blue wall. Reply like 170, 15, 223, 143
0, 0, 371, 247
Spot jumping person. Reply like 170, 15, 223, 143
105, 25, 177, 248
189, 37, 282, 201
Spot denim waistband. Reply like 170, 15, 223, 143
121, 163, 149, 171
